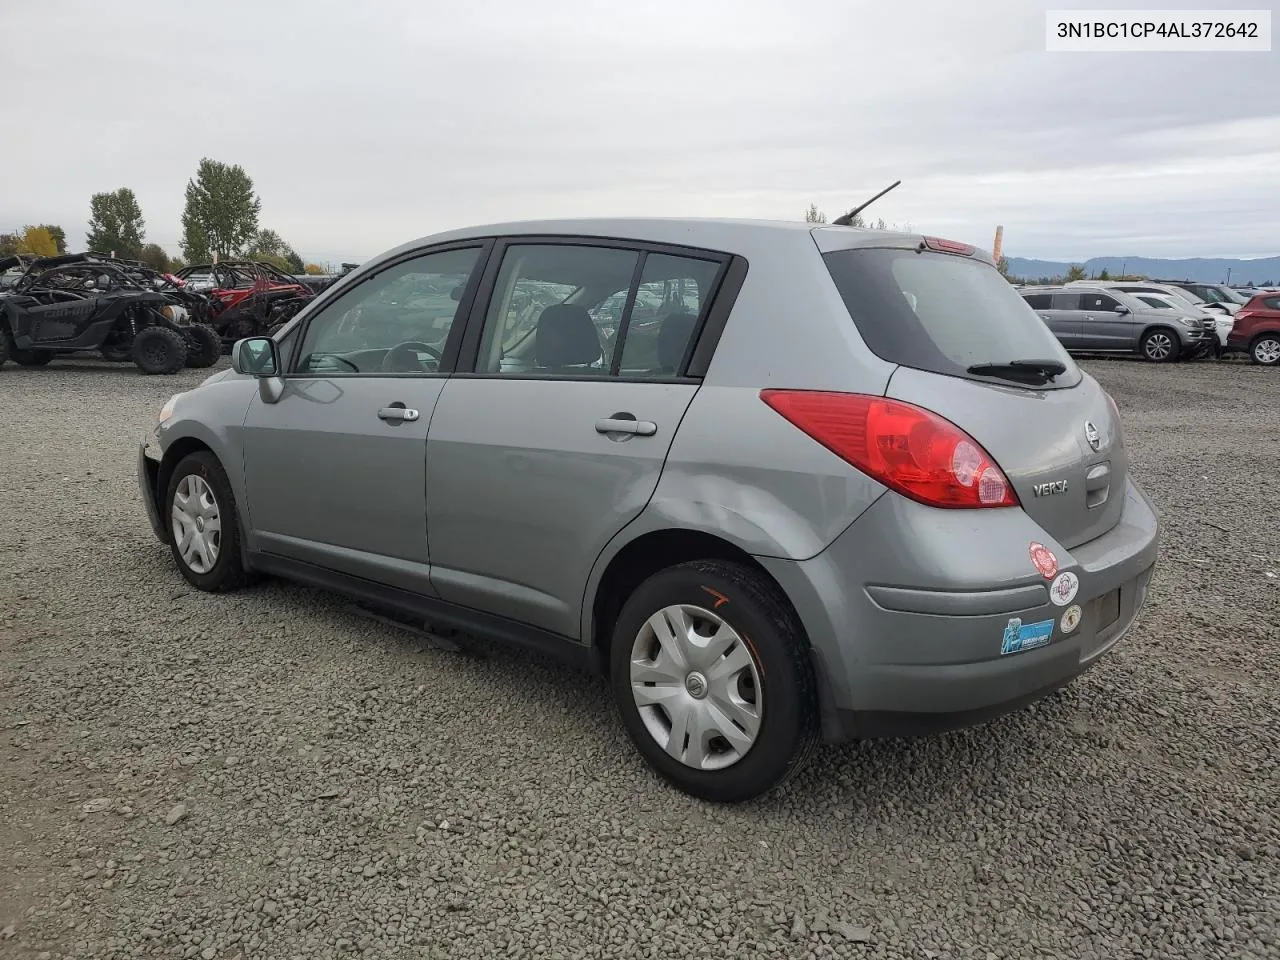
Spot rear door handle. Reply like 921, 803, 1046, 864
378, 404, 419, 423
596, 417, 657, 437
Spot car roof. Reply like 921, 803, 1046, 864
361, 217, 991, 268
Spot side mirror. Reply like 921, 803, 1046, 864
1114, 304, 1130, 314
231, 336, 279, 377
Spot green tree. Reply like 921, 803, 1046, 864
139, 243, 172, 273
180, 158, 262, 262
249, 228, 286, 257
804, 203, 827, 224
34, 224, 67, 254
16, 226, 59, 257
245, 227, 304, 273
1066, 264, 1087, 281
0, 233, 18, 256
1098, 268, 1112, 281
86, 188, 146, 259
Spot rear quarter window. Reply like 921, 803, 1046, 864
823, 248, 1080, 387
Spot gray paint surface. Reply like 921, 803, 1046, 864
144, 218, 1161, 737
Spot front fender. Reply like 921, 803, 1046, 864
155, 378, 258, 509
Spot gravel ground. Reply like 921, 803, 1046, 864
1, 356, 1277, 960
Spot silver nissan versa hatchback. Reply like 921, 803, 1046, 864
137, 219, 1160, 802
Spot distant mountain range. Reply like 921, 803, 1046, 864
1004, 256, 1280, 286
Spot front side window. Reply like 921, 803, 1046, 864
295, 247, 481, 375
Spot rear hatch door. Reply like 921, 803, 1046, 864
818, 236, 1127, 549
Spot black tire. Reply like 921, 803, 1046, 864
164, 451, 250, 592
184, 323, 221, 368
0, 328, 9, 369
1249, 333, 1280, 367
1139, 328, 1180, 363
609, 559, 818, 803
132, 326, 188, 375
12, 349, 53, 366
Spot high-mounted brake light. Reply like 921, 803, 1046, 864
759, 390, 1019, 509
922, 236, 975, 256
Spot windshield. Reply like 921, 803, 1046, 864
823, 248, 1081, 389
1222, 286, 1249, 304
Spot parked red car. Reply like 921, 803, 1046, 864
1227, 294, 1280, 366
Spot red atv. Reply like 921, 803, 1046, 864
171, 261, 315, 351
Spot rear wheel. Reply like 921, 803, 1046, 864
132, 326, 188, 374
1140, 328, 1179, 363
12, 349, 53, 366
609, 560, 818, 803
184, 323, 221, 368
1250, 334, 1280, 366
164, 451, 250, 592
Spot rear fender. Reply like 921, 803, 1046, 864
578, 382, 890, 640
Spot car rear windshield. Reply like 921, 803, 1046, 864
823, 247, 1080, 388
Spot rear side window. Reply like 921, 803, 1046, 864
823, 248, 1079, 386
1265, 297, 1280, 311
1022, 293, 1051, 309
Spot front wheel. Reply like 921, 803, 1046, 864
609, 560, 818, 803
133, 326, 189, 374
1140, 328, 1179, 363
184, 323, 221, 368
164, 451, 250, 592
1250, 334, 1280, 366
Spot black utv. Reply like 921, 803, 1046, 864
0, 254, 221, 374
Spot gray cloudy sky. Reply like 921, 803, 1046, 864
2, 0, 1276, 264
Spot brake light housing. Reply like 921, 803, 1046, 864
922, 236, 975, 256
759, 390, 1019, 509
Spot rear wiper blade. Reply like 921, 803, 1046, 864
966, 359, 1067, 383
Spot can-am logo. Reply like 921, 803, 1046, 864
1033, 479, 1069, 497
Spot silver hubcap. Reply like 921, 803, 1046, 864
1145, 333, 1173, 360
1255, 339, 1280, 364
629, 604, 763, 771
171, 474, 221, 574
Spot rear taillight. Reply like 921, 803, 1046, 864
759, 390, 1019, 509
1104, 391, 1124, 442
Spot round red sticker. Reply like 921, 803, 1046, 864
1029, 542, 1058, 579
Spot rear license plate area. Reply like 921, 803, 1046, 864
1096, 587, 1121, 631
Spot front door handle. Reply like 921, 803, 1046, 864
378, 404, 419, 423
596, 416, 657, 437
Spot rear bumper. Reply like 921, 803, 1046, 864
758, 477, 1160, 742
138, 437, 167, 543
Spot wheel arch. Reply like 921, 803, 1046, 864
584, 526, 809, 660
156, 436, 217, 530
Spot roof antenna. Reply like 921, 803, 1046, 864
832, 180, 902, 226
